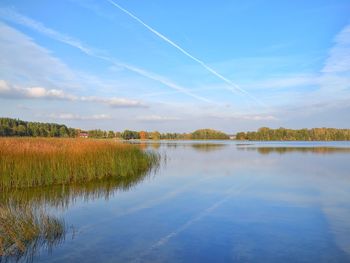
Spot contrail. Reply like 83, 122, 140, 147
117, 63, 213, 103
0, 8, 211, 103
107, 0, 266, 107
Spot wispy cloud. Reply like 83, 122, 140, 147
0, 80, 76, 100
0, 80, 146, 108
242, 74, 320, 90
0, 21, 134, 97
80, 96, 145, 108
208, 112, 278, 121
136, 115, 181, 122
0, 8, 211, 103
0, 22, 79, 89
106, 0, 265, 107
226, 22, 350, 110
119, 64, 212, 103
239, 115, 277, 121
46, 113, 112, 121
304, 23, 350, 102
0, 8, 93, 55
322, 24, 350, 73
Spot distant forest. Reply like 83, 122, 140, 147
236, 127, 350, 141
1, 118, 349, 141
0, 118, 229, 140
0, 118, 77, 137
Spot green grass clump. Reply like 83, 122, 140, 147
0, 138, 159, 189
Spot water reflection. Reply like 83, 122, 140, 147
1, 171, 156, 210
0, 204, 66, 263
237, 146, 350, 155
130, 141, 228, 153
151, 142, 227, 153
190, 143, 227, 152
0, 161, 158, 262
2, 141, 350, 262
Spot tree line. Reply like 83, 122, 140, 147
2, 118, 349, 141
236, 127, 350, 141
0, 118, 229, 140
118, 129, 229, 140
0, 118, 77, 137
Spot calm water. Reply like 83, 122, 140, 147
2, 141, 350, 262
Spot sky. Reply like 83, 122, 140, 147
0, 0, 349, 133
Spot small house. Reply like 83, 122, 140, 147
79, 132, 88, 138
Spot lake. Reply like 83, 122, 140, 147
2, 141, 350, 263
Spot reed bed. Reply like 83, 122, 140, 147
0, 138, 159, 189
0, 204, 65, 260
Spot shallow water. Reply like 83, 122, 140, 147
2, 141, 350, 263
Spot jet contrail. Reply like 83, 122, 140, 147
107, 0, 266, 107
0, 8, 211, 103
117, 62, 213, 103
96, 53, 213, 103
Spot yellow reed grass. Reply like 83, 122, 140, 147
0, 138, 159, 189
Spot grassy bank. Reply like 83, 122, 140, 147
0, 138, 159, 189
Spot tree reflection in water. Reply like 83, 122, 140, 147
237, 146, 350, 155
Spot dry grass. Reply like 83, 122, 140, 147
0, 138, 159, 189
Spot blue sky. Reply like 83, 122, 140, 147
0, 0, 349, 132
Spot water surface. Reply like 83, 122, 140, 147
2, 141, 350, 262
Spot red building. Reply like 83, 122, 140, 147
79, 132, 88, 138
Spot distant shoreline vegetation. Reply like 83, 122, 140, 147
236, 127, 350, 141
0, 118, 77, 138
0, 118, 230, 140
1, 117, 350, 141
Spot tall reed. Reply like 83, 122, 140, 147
0, 138, 159, 189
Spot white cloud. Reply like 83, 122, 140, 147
136, 115, 181, 122
0, 22, 78, 88
226, 23, 350, 113
240, 115, 277, 121
0, 80, 10, 93
0, 21, 130, 94
209, 113, 278, 121
0, 80, 76, 100
322, 24, 350, 73
0, 80, 146, 108
47, 113, 112, 121
0, 8, 94, 55
0, 8, 348, 130
0, 9, 211, 103
308, 23, 350, 103
243, 74, 320, 90
0, 22, 150, 109
81, 96, 146, 108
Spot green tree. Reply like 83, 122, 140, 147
191, 129, 229, 140
108, 131, 115, 138
150, 131, 161, 140
121, 130, 139, 140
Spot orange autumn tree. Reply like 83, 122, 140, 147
139, 131, 149, 140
